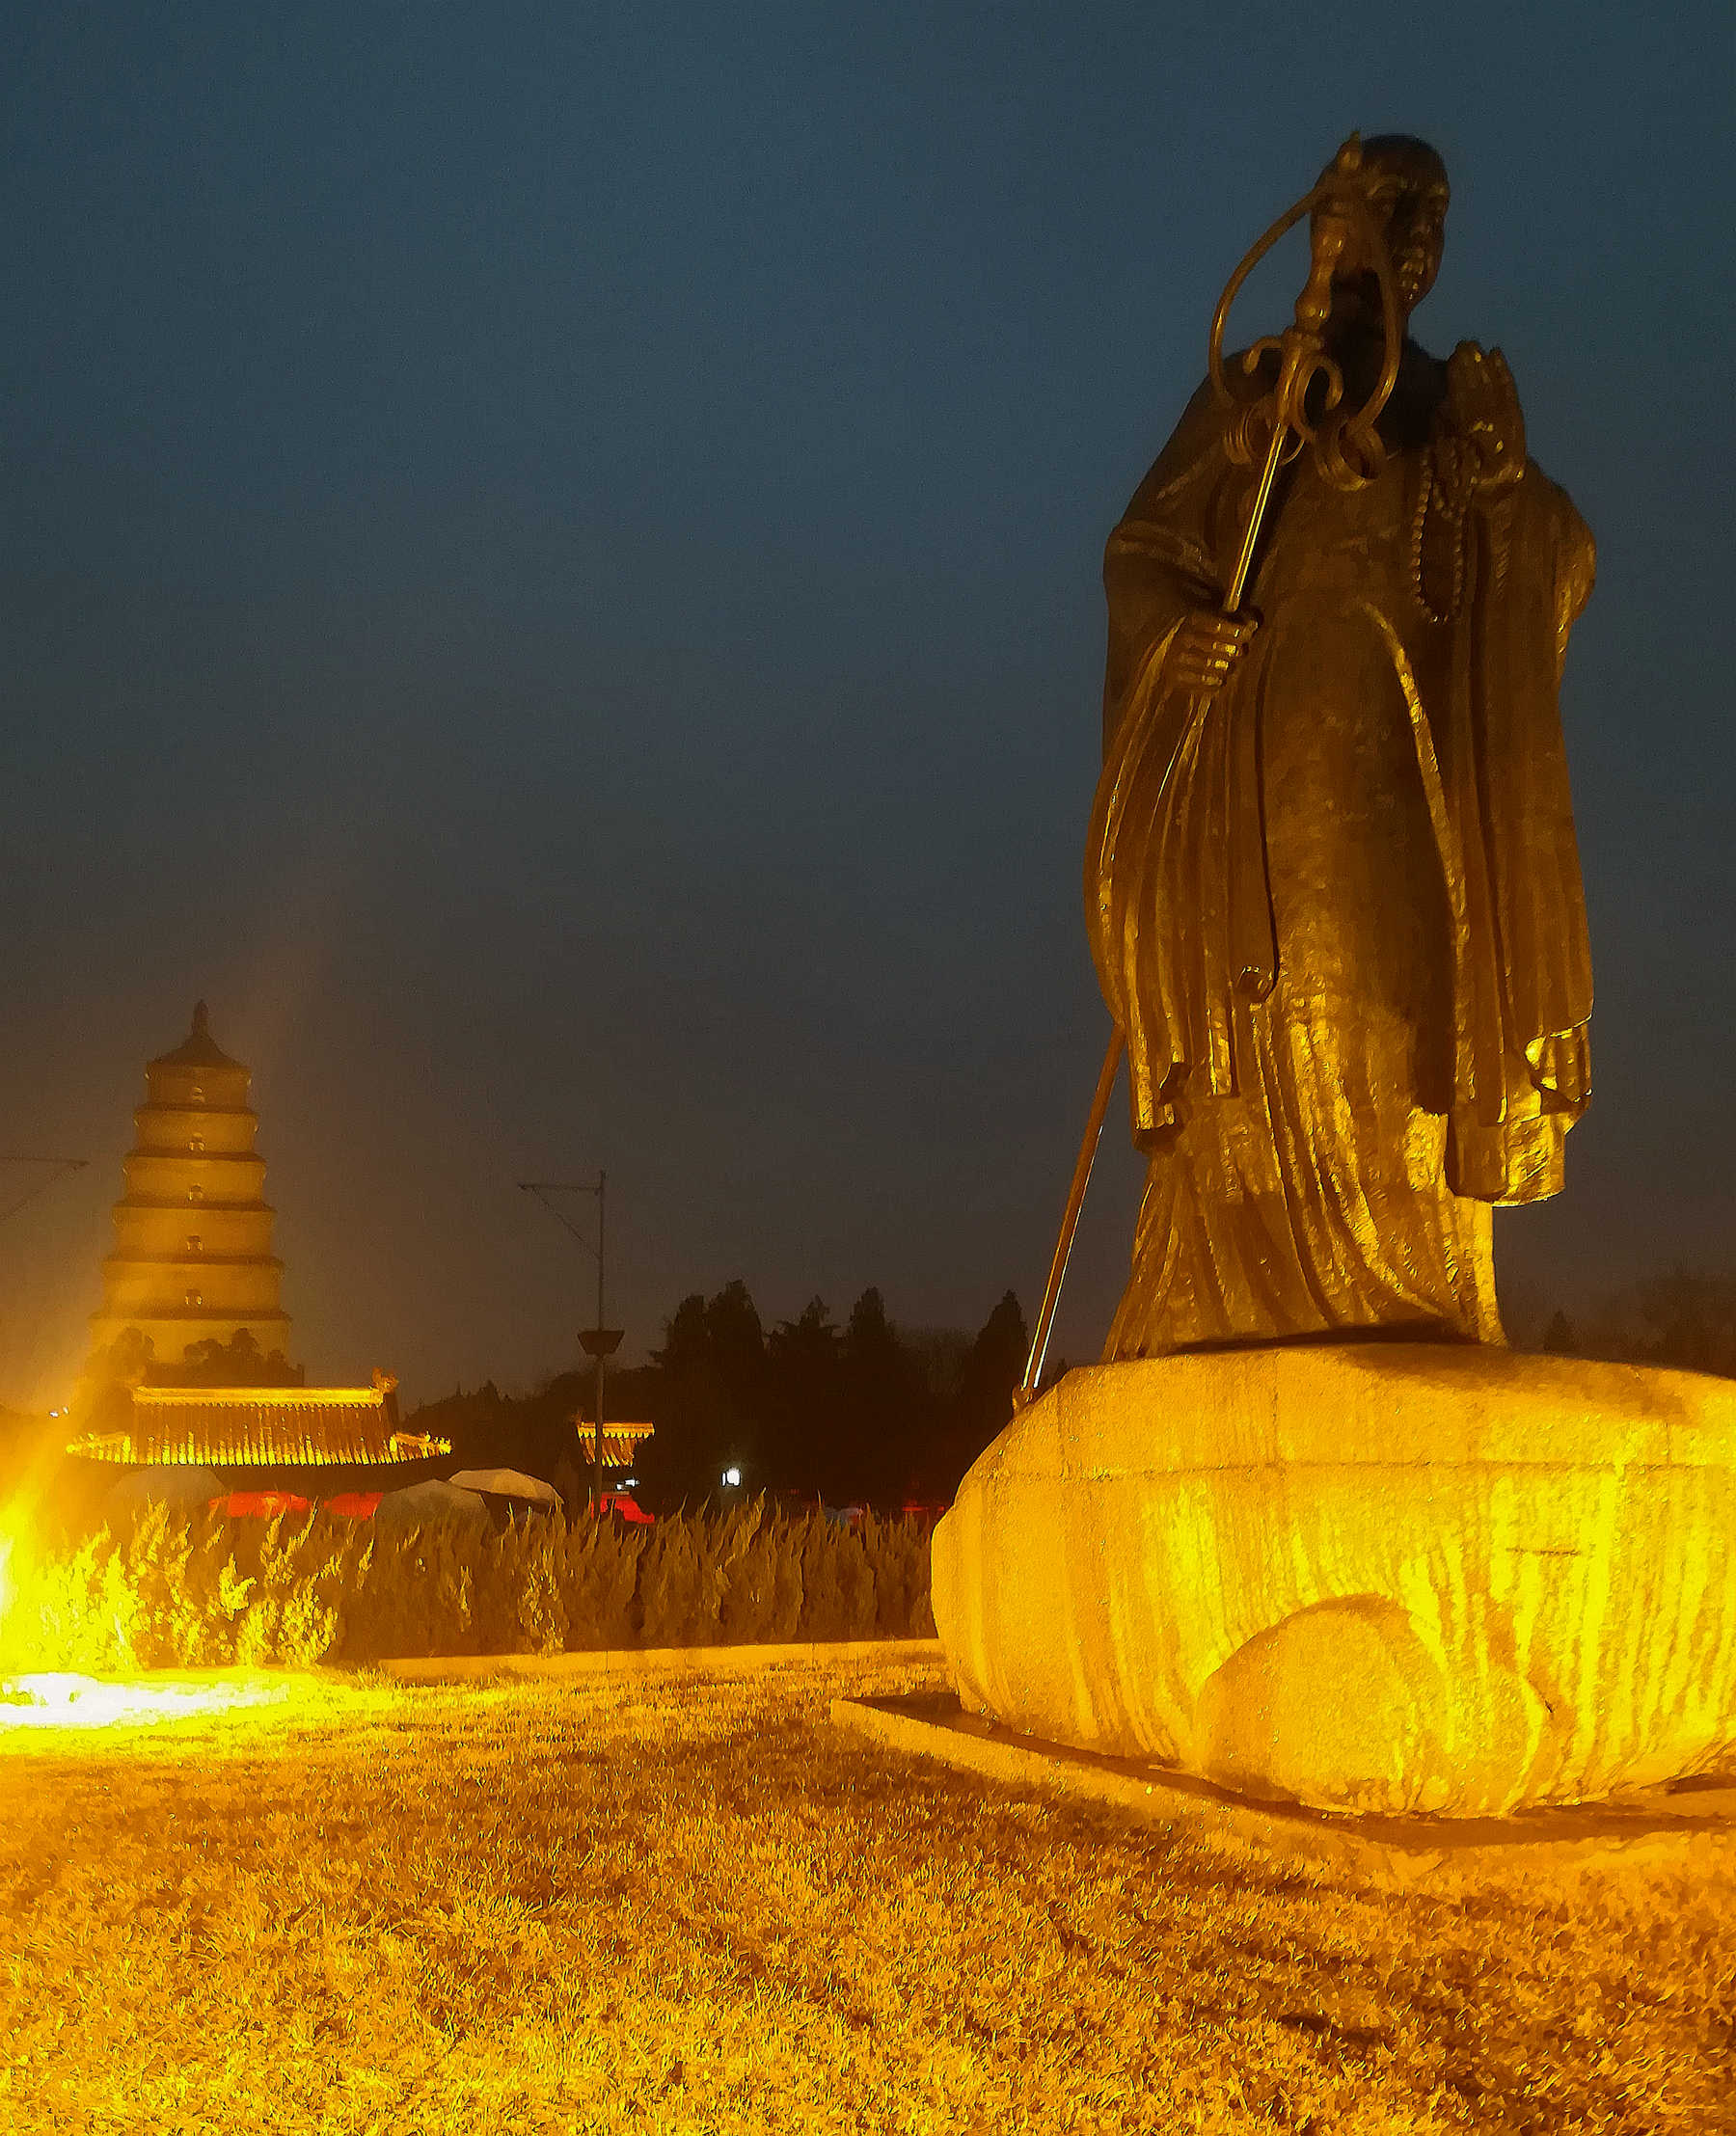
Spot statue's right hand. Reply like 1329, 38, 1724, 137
1447, 341, 1526, 492
1167, 609, 1258, 698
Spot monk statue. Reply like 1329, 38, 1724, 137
1086, 134, 1595, 1358
935, 143, 1736, 1822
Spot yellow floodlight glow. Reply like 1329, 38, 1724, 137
0, 1671, 287, 1731
0, 1492, 364, 1739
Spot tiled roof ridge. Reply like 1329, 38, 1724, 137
133, 1382, 385, 1407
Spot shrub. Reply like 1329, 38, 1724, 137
340, 1523, 481, 1661
794, 1512, 878, 1640
231, 1512, 366, 1667
863, 1512, 936, 1637
719, 1503, 804, 1644
476, 1518, 570, 1657
0, 1496, 936, 1669
0, 1529, 136, 1676
635, 1510, 745, 1647
555, 1517, 642, 1649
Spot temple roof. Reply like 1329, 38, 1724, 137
570, 1419, 656, 1466
68, 1378, 448, 1469
149, 1001, 246, 1072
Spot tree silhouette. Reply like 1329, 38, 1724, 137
1526, 1270, 1736, 1379
931, 1289, 1027, 1498
838, 1286, 928, 1505
640, 1281, 768, 1506
176, 1329, 303, 1388
400, 1276, 1032, 1514
766, 1297, 842, 1495
1541, 1310, 1577, 1354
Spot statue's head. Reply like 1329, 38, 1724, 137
1322, 134, 1451, 317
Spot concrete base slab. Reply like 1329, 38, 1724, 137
831, 1691, 1736, 1886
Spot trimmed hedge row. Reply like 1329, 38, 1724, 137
0, 1499, 937, 1674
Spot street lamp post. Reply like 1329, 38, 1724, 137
578, 1321, 623, 1501
520, 1170, 623, 1508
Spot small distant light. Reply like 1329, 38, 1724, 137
721, 1465, 742, 1488
622, 1476, 637, 1488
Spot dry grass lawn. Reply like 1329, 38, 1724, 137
0, 1650, 1730, 2134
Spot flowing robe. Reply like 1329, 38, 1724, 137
1087, 353, 1595, 1357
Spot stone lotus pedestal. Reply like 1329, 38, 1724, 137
931, 1344, 1736, 1819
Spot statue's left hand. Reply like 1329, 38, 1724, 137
1528, 1027, 1589, 1111
1447, 342, 1526, 492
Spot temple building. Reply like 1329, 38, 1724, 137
70, 1372, 432, 1470
68, 1004, 447, 1487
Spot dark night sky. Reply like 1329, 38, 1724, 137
2, 2, 1731, 1409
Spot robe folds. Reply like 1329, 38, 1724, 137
1087, 361, 1595, 1358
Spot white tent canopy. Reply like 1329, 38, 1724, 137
106, 1465, 223, 1510
373, 1479, 489, 1528
447, 1468, 562, 1506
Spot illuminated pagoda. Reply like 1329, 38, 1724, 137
68, 1004, 446, 1489
87, 1000, 291, 1366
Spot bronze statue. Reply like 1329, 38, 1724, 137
938, 144, 1736, 1822
1081, 135, 1594, 1359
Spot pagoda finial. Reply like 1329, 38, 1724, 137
147, 999, 243, 1075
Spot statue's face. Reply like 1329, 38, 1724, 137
1363, 149, 1450, 313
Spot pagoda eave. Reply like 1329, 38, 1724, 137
113, 1197, 277, 1215
133, 1104, 259, 1124
124, 1148, 262, 1164
101, 1250, 285, 1270
88, 1298, 292, 1315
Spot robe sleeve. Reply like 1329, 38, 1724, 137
1482, 467, 1596, 1067
1449, 462, 1596, 1204
1101, 379, 1245, 755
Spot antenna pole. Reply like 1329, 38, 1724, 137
594, 1171, 606, 1494
0, 1155, 88, 1229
